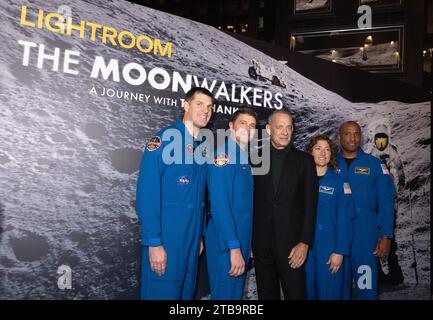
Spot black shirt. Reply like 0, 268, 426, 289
270, 144, 291, 194
344, 157, 355, 168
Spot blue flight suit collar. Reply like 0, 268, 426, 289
323, 165, 337, 179
227, 136, 249, 165
174, 118, 186, 132
174, 118, 203, 141
319, 166, 339, 190
174, 118, 205, 146
337, 148, 367, 167
174, 118, 192, 139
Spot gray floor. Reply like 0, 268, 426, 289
201, 267, 432, 300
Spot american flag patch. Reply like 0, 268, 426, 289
343, 182, 352, 194
381, 163, 390, 174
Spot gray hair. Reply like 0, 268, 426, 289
268, 110, 293, 124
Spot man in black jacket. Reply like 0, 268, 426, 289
252, 110, 318, 300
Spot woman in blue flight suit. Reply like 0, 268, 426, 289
205, 107, 257, 300
305, 135, 355, 300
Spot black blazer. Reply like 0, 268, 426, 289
252, 144, 318, 259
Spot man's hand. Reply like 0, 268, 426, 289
149, 245, 167, 276
326, 253, 343, 274
288, 242, 309, 269
373, 237, 391, 258
199, 238, 204, 256
229, 248, 245, 277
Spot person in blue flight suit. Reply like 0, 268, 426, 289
305, 135, 355, 300
136, 87, 214, 300
337, 121, 396, 300
205, 107, 257, 300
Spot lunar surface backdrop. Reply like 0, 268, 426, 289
0, 0, 430, 299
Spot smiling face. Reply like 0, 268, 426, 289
338, 122, 362, 155
183, 92, 213, 130
266, 113, 293, 149
311, 139, 331, 168
229, 113, 257, 147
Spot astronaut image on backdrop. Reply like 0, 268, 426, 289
366, 122, 405, 285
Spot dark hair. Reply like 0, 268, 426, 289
184, 87, 215, 104
305, 134, 339, 171
338, 121, 361, 135
230, 106, 258, 123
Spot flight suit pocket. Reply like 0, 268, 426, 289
151, 203, 193, 281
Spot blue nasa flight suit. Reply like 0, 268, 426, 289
305, 167, 355, 300
337, 149, 396, 300
136, 118, 209, 300
205, 137, 254, 300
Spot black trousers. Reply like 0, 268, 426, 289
254, 249, 306, 300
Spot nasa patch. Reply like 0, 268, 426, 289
214, 153, 229, 167
146, 136, 161, 152
319, 185, 334, 195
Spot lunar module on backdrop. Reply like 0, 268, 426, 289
248, 59, 287, 88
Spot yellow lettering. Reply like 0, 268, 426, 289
154, 39, 172, 58
86, 22, 102, 41
37, 9, 44, 29
66, 17, 85, 38
102, 26, 118, 46
45, 13, 64, 33
18, 6, 174, 57
118, 31, 135, 49
20, 5, 35, 27
136, 35, 153, 53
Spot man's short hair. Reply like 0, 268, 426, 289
184, 87, 215, 104
338, 121, 361, 134
268, 109, 292, 124
230, 106, 258, 123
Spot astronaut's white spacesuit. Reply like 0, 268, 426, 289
367, 123, 405, 285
